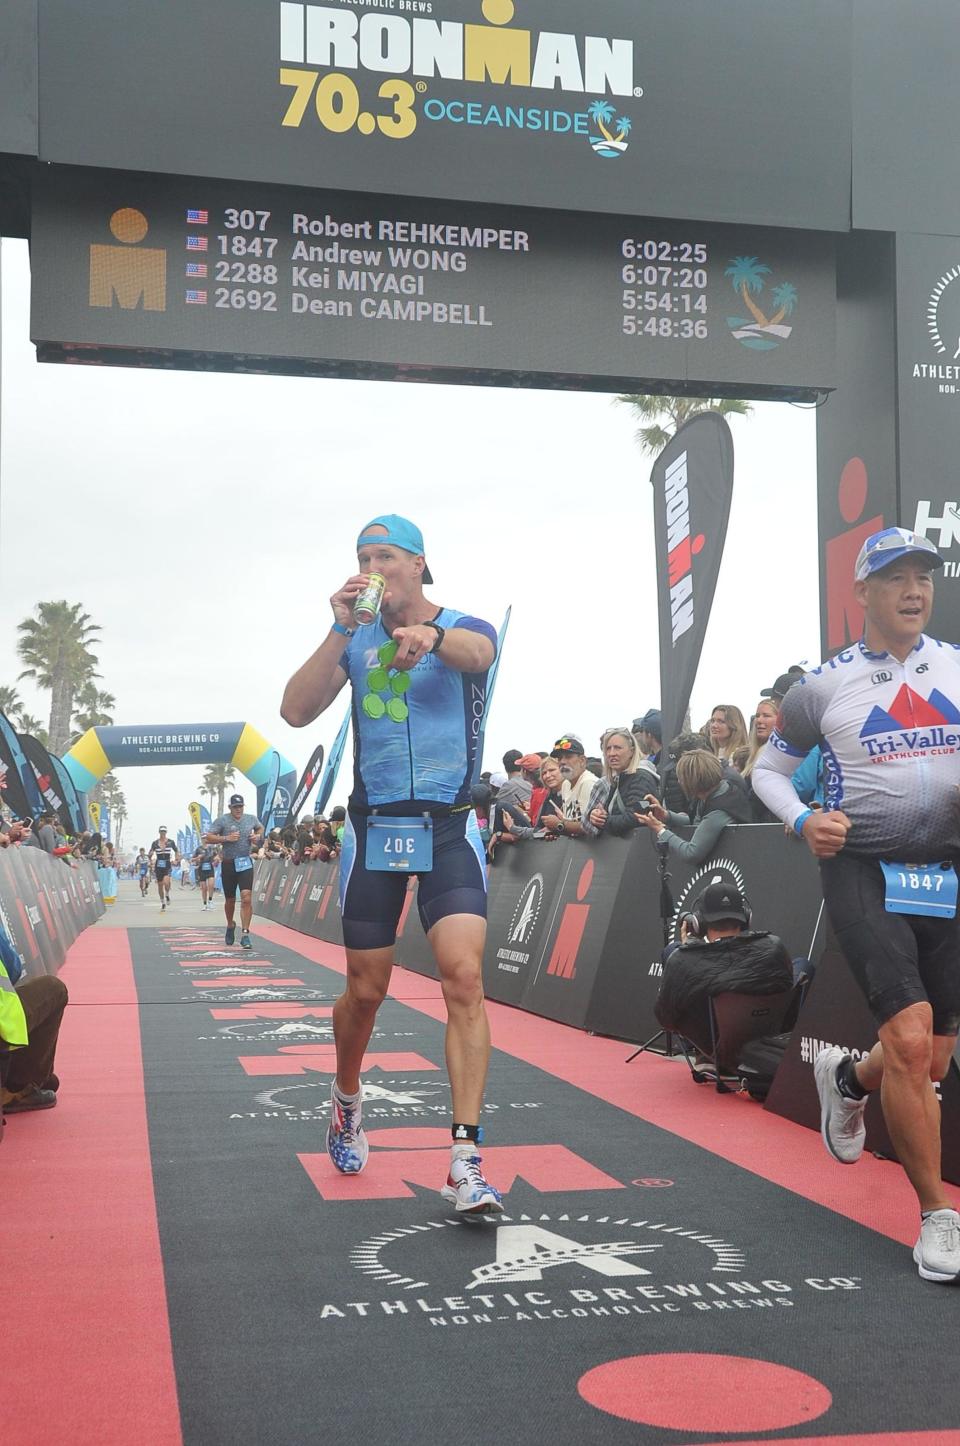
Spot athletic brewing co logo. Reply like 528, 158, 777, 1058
858, 683, 960, 762
910, 265, 960, 397
671, 858, 747, 944
724, 256, 798, 351
279, 0, 640, 154
508, 874, 543, 945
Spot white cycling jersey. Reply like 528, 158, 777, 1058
752, 635, 960, 858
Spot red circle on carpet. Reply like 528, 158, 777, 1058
578, 1353, 832, 1432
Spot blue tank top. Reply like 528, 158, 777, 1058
341, 608, 497, 811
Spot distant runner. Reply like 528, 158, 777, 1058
193, 843, 219, 912
135, 847, 151, 897
149, 827, 178, 911
204, 794, 263, 948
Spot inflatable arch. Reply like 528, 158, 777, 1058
62, 722, 296, 829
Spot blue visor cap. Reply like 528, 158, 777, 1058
854, 526, 943, 582
357, 514, 433, 584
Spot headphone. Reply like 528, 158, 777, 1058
679, 885, 753, 938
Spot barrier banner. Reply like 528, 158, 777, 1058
0, 711, 39, 819
258, 825, 824, 1045
766, 925, 960, 1187
254, 856, 343, 946
0, 851, 103, 977
50, 754, 86, 833
19, 733, 70, 830
316, 706, 351, 817
289, 743, 325, 823
651, 414, 735, 747
473, 606, 511, 785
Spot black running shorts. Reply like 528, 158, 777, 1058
339, 808, 487, 952
221, 859, 255, 897
820, 851, 960, 1034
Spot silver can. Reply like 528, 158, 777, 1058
353, 572, 386, 626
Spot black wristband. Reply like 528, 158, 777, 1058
422, 620, 445, 653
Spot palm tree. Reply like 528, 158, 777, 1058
72, 684, 117, 740
587, 99, 616, 143
614, 115, 632, 142
17, 602, 100, 754
615, 394, 753, 457
0, 685, 22, 718
15, 711, 47, 743
768, 281, 798, 326
202, 762, 236, 817
724, 256, 772, 326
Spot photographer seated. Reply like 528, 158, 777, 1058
634, 748, 752, 864
654, 880, 793, 1058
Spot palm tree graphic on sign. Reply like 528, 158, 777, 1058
724, 257, 799, 350
587, 99, 631, 158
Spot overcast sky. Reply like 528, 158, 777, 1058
0, 236, 820, 851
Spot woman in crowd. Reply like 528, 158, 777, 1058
98, 838, 118, 904
740, 698, 781, 821
501, 755, 566, 842
706, 704, 748, 762
582, 728, 659, 838
634, 747, 753, 863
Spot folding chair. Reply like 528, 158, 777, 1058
691, 983, 802, 1094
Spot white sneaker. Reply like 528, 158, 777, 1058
913, 1209, 960, 1282
814, 1045, 867, 1164
441, 1153, 504, 1214
326, 1084, 368, 1174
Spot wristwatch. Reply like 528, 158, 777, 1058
422, 620, 446, 652
556, 819, 566, 834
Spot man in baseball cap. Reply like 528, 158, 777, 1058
699, 879, 751, 928
356, 514, 433, 584
854, 526, 943, 582
759, 670, 804, 703
750, 516, 960, 1282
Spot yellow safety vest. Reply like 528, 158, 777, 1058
0, 959, 28, 1047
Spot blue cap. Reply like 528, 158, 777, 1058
357, 514, 433, 584
854, 526, 943, 582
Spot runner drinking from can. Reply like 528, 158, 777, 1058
281, 514, 502, 1213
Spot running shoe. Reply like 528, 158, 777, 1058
914, 1209, 960, 1282
814, 1045, 867, 1164
241, 931, 252, 950
441, 1154, 504, 1214
225, 925, 236, 946
326, 1085, 368, 1174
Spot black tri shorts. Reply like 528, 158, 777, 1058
820, 851, 960, 1034
221, 859, 255, 897
339, 808, 488, 952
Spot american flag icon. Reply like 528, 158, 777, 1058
185, 262, 207, 277
185, 290, 207, 305
186, 209, 209, 224
186, 235, 208, 252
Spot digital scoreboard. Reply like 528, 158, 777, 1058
31, 168, 835, 398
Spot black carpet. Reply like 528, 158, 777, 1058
133, 926, 960, 1446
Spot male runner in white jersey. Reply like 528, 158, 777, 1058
754, 527, 960, 1282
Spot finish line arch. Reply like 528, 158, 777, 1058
62, 723, 296, 829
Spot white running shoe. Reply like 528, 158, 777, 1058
326, 1085, 369, 1174
441, 1153, 504, 1214
913, 1209, 960, 1282
814, 1045, 867, 1164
